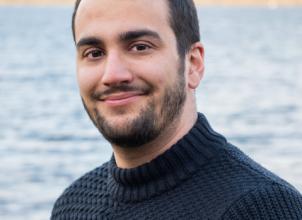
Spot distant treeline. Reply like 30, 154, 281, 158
0, 0, 302, 5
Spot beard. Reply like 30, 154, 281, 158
82, 60, 186, 148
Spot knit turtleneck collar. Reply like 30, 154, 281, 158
108, 113, 227, 202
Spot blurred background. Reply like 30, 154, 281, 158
0, 1, 301, 220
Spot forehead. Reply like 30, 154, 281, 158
75, 0, 172, 42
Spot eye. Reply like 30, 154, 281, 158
83, 48, 105, 60
130, 44, 152, 52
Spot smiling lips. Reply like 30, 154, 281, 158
100, 91, 145, 106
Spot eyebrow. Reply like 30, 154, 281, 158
76, 29, 162, 49
119, 29, 162, 42
76, 37, 103, 49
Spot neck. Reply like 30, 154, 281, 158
112, 101, 198, 169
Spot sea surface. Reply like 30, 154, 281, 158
0, 6, 301, 220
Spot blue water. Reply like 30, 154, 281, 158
0, 6, 301, 220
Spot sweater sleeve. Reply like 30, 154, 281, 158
221, 184, 302, 220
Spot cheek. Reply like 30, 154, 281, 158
77, 65, 101, 97
132, 57, 173, 87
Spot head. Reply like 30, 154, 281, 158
73, 0, 204, 148
72, 0, 200, 58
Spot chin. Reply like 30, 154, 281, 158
96, 108, 141, 128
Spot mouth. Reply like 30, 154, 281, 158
99, 91, 146, 106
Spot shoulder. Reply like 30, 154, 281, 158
208, 143, 302, 219
51, 162, 110, 219
64, 161, 110, 193
221, 183, 302, 220
220, 143, 296, 188
218, 143, 302, 219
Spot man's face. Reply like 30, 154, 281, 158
75, 0, 188, 148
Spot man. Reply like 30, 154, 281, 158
51, 0, 302, 219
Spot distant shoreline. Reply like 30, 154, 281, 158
0, 0, 302, 6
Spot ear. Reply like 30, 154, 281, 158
187, 42, 205, 89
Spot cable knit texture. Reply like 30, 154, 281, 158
51, 113, 302, 220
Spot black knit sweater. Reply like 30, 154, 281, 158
51, 113, 302, 219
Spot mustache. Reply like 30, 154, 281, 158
91, 84, 153, 100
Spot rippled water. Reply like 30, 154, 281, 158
0, 6, 301, 220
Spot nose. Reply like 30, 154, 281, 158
101, 51, 134, 86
